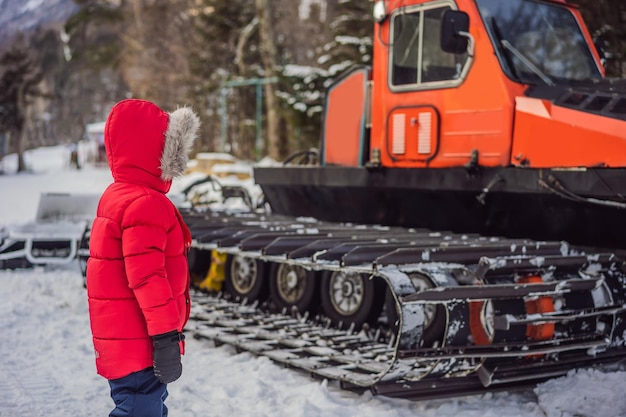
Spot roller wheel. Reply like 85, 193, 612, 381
385, 274, 446, 347
320, 270, 384, 330
269, 263, 318, 314
223, 255, 268, 302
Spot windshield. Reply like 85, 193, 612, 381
475, 0, 602, 84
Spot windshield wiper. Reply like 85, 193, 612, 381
500, 40, 554, 86
490, 17, 554, 86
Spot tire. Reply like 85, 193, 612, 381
223, 255, 268, 302
269, 263, 318, 314
320, 270, 384, 330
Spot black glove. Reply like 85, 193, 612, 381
152, 330, 185, 384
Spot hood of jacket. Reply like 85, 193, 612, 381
104, 99, 199, 193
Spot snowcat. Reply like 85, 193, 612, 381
186, 0, 626, 400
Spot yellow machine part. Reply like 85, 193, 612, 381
197, 250, 228, 292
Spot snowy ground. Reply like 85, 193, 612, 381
1, 145, 626, 417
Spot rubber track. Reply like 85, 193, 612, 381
189, 290, 395, 388
188, 286, 626, 399
183, 209, 626, 399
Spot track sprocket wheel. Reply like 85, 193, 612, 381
320, 270, 384, 330
269, 263, 318, 314
223, 255, 268, 302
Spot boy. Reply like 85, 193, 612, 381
86, 99, 199, 416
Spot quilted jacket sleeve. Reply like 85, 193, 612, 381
121, 194, 180, 336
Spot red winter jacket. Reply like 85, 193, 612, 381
87, 99, 198, 380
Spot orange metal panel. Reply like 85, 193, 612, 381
511, 97, 626, 167
322, 69, 368, 166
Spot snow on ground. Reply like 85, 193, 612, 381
1, 145, 626, 417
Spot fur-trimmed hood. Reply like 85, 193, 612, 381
104, 99, 199, 193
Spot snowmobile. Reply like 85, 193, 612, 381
0, 193, 99, 270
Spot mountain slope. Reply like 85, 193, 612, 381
0, 0, 77, 47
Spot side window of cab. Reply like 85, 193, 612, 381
390, 4, 469, 89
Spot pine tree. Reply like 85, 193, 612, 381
61, 0, 127, 142
575, 0, 626, 77
0, 38, 45, 172
187, 0, 259, 157
277, 0, 373, 154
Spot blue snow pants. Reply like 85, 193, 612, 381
108, 367, 168, 417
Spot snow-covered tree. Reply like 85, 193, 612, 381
277, 0, 373, 153
0, 38, 44, 172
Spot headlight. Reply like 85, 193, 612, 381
373, 1, 387, 23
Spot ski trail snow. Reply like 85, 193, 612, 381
0, 353, 62, 417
